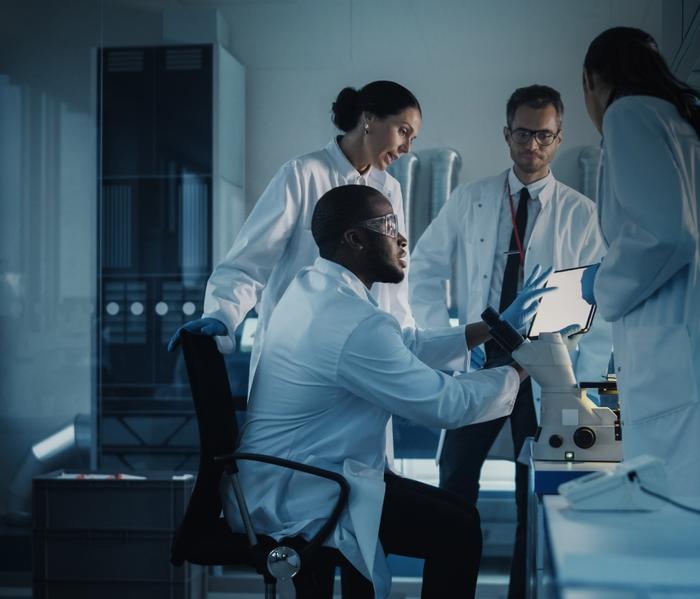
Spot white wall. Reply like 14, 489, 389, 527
219, 0, 662, 212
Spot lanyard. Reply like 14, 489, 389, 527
505, 178, 526, 269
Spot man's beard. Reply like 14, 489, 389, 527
365, 242, 404, 284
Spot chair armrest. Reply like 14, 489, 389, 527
215, 451, 350, 559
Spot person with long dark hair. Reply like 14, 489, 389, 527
581, 27, 700, 494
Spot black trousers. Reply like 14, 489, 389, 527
293, 471, 483, 598
439, 380, 536, 599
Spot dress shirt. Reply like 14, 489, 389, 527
486, 168, 549, 310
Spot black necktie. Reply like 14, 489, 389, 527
485, 187, 529, 367
499, 187, 529, 312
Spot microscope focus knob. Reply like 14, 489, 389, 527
573, 427, 596, 450
548, 434, 563, 448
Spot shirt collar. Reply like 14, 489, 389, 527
507, 167, 555, 207
313, 257, 378, 306
325, 137, 388, 188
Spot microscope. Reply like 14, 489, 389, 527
482, 308, 621, 462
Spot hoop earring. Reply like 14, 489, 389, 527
364, 122, 369, 135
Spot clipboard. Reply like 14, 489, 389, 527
527, 265, 597, 340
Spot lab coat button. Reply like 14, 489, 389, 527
480, 238, 484, 242
617, 366, 622, 372
483, 275, 487, 279
478, 203, 482, 208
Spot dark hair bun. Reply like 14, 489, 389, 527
332, 87, 362, 132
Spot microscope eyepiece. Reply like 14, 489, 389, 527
481, 307, 525, 353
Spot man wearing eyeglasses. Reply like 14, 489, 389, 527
409, 85, 612, 598
227, 184, 549, 599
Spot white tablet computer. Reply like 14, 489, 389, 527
527, 265, 597, 339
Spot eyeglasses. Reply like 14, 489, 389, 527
354, 213, 399, 238
508, 127, 560, 146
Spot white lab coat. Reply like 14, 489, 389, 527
203, 138, 417, 377
409, 169, 612, 405
593, 95, 700, 495
223, 258, 519, 598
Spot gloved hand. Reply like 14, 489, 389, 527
501, 265, 555, 332
559, 323, 584, 351
470, 345, 486, 370
167, 317, 228, 352
581, 263, 600, 305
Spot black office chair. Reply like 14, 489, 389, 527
170, 331, 350, 598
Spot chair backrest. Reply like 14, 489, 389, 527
171, 332, 240, 565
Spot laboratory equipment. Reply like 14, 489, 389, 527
482, 308, 621, 462
527, 265, 597, 338
559, 455, 667, 510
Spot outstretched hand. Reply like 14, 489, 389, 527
167, 317, 228, 352
501, 265, 556, 332
559, 323, 584, 351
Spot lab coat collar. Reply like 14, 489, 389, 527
507, 167, 555, 207
313, 257, 379, 307
325, 138, 389, 189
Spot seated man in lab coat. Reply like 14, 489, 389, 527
223, 184, 548, 599
409, 84, 612, 598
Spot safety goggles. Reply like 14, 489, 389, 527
354, 213, 399, 238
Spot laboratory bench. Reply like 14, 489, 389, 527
527, 455, 700, 598
541, 494, 700, 598
526, 457, 617, 598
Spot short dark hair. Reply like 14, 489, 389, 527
331, 81, 422, 132
506, 85, 564, 129
584, 27, 700, 136
311, 185, 388, 257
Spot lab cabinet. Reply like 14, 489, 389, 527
96, 44, 244, 470
100, 46, 213, 178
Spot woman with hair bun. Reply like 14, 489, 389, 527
580, 27, 700, 494
169, 81, 424, 369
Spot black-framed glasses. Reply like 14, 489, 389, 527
508, 127, 560, 146
354, 213, 399, 238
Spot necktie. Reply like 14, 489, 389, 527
485, 186, 529, 367
499, 186, 529, 312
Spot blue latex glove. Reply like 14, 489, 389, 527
501, 265, 556, 332
581, 263, 600, 305
167, 317, 228, 352
559, 323, 584, 351
470, 345, 486, 370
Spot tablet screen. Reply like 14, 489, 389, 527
527, 266, 596, 339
